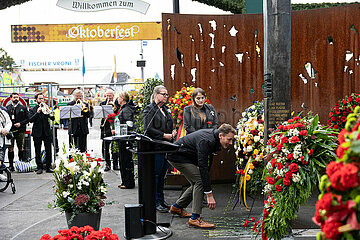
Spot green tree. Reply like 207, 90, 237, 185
0, 48, 15, 71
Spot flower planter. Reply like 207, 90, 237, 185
65, 209, 102, 230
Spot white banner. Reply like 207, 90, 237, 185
56, 0, 150, 14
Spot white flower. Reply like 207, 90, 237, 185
246, 145, 253, 153
254, 136, 260, 142
248, 169, 253, 175
67, 162, 80, 174
292, 173, 301, 183
63, 191, 70, 198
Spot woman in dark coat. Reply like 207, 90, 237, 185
183, 88, 218, 134
117, 91, 137, 189
143, 85, 177, 212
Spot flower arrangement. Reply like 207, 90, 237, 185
168, 86, 211, 128
50, 148, 107, 216
328, 93, 360, 130
261, 115, 337, 240
234, 101, 265, 195
313, 107, 360, 240
40, 225, 119, 240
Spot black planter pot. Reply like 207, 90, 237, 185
65, 209, 102, 230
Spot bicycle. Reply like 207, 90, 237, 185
0, 166, 16, 193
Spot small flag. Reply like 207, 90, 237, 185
82, 55, 85, 76
114, 55, 117, 80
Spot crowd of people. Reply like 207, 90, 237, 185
0, 85, 236, 229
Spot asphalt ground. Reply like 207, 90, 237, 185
0, 119, 320, 240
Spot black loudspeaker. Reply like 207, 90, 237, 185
124, 204, 144, 239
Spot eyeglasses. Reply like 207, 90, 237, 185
159, 93, 169, 97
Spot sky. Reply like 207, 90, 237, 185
0, 0, 358, 86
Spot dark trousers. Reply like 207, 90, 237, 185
102, 140, 111, 167
69, 132, 87, 153
119, 142, 135, 188
155, 153, 169, 206
33, 134, 52, 170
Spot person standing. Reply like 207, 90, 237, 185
100, 89, 120, 171
6, 92, 29, 171
168, 124, 235, 228
117, 91, 137, 189
143, 85, 177, 212
67, 89, 90, 153
0, 108, 12, 170
29, 93, 55, 174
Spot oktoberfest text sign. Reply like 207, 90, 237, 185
11, 22, 161, 43
56, 0, 150, 14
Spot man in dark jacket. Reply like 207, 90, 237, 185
167, 123, 235, 229
67, 89, 90, 153
6, 92, 29, 171
29, 93, 55, 174
100, 89, 120, 171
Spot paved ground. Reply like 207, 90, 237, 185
0, 119, 320, 240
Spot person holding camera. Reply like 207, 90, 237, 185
6, 92, 29, 171
0, 108, 12, 172
29, 93, 55, 174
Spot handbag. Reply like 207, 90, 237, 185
15, 160, 35, 173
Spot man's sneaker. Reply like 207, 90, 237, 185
188, 217, 215, 229
169, 206, 192, 218
161, 201, 171, 209
0, 174, 7, 181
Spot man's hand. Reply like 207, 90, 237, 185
14, 123, 21, 128
111, 130, 115, 135
1, 129, 8, 136
163, 133, 173, 141
206, 192, 216, 210
37, 107, 42, 113
172, 129, 177, 138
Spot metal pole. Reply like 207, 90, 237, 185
140, 40, 144, 82
263, 0, 291, 141
173, 0, 179, 13
50, 83, 57, 164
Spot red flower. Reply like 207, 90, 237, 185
280, 137, 289, 144
176, 99, 181, 105
335, 108, 341, 115
251, 217, 255, 222
266, 177, 276, 185
277, 162, 283, 170
321, 221, 342, 240
74, 194, 90, 206
290, 136, 300, 143
283, 178, 291, 186
326, 161, 343, 177
244, 219, 249, 227
339, 163, 360, 189
308, 149, 314, 156
336, 145, 348, 158
333, 124, 339, 129
287, 153, 294, 161
285, 171, 293, 179
275, 185, 283, 192
331, 116, 336, 121
300, 156, 307, 164
341, 116, 347, 122
250, 129, 258, 135
207, 121, 212, 125
276, 144, 284, 151
271, 158, 277, 168
289, 163, 299, 173
299, 130, 308, 136
40, 234, 52, 240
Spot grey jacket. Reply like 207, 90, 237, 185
183, 104, 218, 134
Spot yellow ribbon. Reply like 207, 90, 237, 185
238, 160, 251, 210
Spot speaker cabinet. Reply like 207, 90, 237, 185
124, 204, 144, 239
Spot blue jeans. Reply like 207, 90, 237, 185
155, 153, 169, 206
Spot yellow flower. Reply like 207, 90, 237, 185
249, 163, 254, 170
246, 175, 251, 181
253, 149, 259, 155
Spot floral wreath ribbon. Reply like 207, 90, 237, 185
238, 160, 251, 210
